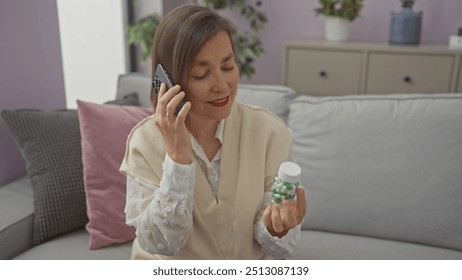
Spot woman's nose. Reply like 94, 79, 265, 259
211, 72, 228, 92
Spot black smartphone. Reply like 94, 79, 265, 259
153, 64, 183, 115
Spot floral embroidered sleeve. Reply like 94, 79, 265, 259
125, 154, 196, 256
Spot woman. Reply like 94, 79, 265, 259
120, 5, 306, 260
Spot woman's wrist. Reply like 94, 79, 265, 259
168, 152, 191, 165
266, 226, 289, 238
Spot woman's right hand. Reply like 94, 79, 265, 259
154, 83, 192, 164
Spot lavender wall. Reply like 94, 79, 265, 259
0, 0, 65, 185
161, 0, 462, 84
0, 0, 460, 186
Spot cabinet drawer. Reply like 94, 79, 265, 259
366, 53, 454, 94
285, 48, 362, 95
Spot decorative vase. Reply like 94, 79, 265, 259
389, 4, 422, 45
324, 16, 351, 42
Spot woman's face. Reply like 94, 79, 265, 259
185, 31, 239, 124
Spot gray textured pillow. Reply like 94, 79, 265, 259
289, 94, 462, 252
1, 109, 88, 244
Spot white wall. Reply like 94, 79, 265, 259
57, 0, 128, 108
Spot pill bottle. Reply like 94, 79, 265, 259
271, 161, 301, 204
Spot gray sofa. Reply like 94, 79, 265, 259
1, 73, 462, 259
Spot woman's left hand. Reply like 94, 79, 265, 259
262, 188, 307, 238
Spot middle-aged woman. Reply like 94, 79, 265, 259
120, 5, 307, 260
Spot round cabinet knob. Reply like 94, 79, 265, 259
404, 76, 412, 83
319, 71, 327, 77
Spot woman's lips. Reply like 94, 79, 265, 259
207, 96, 230, 107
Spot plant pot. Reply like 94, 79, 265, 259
324, 16, 351, 42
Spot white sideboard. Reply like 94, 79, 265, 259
283, 40, 462, 95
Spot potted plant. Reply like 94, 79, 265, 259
127, 0, 267, 79
315, 0, 364, 42
126, 14, 161, 62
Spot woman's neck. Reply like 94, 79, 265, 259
187, 116, 219, 143
187, 116, 222, 161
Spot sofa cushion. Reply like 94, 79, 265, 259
0, 176, 34, 259
13, 229, 132, 260
104, 92, 140, 106
1, 109, 88, 244
289, 93, 462, 252
236, 84, 296, 123
292, 230, 462, 260
77, 100, 151, 249
0, 93, 140, 246
116, 74, 296, 122
116, 73, 152, 108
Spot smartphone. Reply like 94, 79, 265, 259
153, 64, 183, 115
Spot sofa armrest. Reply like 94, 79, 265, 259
0, 176, 35, 259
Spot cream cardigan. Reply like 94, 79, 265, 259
120, 101, 293, 259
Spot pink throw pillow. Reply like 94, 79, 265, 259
77, 100, 152, 249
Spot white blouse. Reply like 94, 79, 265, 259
125, 120, 301, 259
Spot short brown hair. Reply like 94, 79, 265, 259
150, 5, 237, 106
